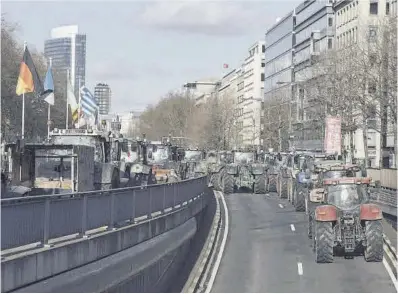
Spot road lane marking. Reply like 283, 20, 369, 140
382, 258, 398, 291
297, 262, 303, 275
205, 191, 229, 293
290, 224, 296, 232
279, 204, 284, 208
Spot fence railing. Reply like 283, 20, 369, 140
367, 168, 397, 190
1, 177, 208, 251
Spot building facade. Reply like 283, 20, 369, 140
263, 12, 294, 151
120, 111, 142, 137
292, 0, 335, 151
238, 41, 265, 147
44, 25, 86, 97
94, 83, 112, 115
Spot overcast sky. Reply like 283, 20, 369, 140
2, 0, 302, 113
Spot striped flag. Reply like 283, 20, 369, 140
79, 86, 98, 117
67, 76, 79, 124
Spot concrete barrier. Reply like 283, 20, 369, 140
1, 189, 210, 292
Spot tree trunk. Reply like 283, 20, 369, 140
363, 124, 369, 168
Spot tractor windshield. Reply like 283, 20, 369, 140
185, 150, 202, 161
234, 152, 255, 164
147, 145, 169, 164
327, 184, 368, 209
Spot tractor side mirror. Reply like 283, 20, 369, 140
148, 150, 153, 159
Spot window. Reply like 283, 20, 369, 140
368, 82, 377, 94
261, 73, 265, 81
328, 38, 333, 49
368, 26, 378, 42
261, 62, 265, 67
386, 2, 390, 14
370, 2, 378, 14
328, 17, 333, 27
262, 45, 265, 53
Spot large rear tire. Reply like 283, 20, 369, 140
253, 175, 266, 194
364, 220, 383, 262
294, 185, 306, 212
268, 176, 277, 192
223, 173, 234, 194
279, 177, 288, 199
315, 221, 334, 263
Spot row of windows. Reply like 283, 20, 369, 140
336, 27, 358, 48
295, 16, 326, 45
265, 16, 293, 47
248, 44, 266, 57
295, 0, 328, 26
336, 1, 358, 27
264, 69, 292, 94
264, 51, 291, 77
264, 34, 292, 63
237, 82, 244, 91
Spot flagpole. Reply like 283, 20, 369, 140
77, 77, 81, 129
66, 69, 69, 129
47, 57, 52, 140
21, 41, 27, 140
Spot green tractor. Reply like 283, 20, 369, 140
221, 150, 267, 194
207, 150, 232, 190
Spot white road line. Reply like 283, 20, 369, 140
279, 204, 284, 208
290, 224, 296, 232
382, 258, 398, 292
205, 191, 229, 293
297, 262, 303, 275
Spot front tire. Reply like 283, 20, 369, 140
294, 185, 306, 212
223, 173, 234, 194
253, 175, 266, 194
315, 221, 334, 263
364, 220, 383, 262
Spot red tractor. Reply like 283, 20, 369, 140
309, 177, 384, 263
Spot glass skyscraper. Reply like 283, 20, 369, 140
44, 25, 86, 98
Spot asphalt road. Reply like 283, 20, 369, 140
211, 192, 397, 293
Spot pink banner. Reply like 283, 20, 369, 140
324, 116, 342, 155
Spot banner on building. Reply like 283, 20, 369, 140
324, 116, 342, 155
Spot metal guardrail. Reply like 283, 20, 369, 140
369, 188, 397, 216
367, 168, 397, 190
1, 177, 208, 251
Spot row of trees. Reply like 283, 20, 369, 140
138, 90, 239, 150
1, 16, 68, 143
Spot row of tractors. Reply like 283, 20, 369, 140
271, 152, 384, 264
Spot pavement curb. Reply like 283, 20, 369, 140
182, 191, 221, 293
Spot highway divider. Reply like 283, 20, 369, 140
1, 177, 207, 252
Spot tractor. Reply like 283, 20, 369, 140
221, 150, 266, 194
181, 148, 206, 179
207, 150, 232, 191
308, 177, 383, 263
128, 134, 157, 187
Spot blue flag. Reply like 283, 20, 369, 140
43, 65, 54, 105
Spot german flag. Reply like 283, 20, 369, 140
16, 46, 44, 97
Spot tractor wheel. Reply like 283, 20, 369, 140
222, 173, 234, 195
268, 176, 277, 192
315, 221, 334, 263
253, 175, 266, 194
217, 169, 225, 191
308, 211, 314, 239
279, 177, 288, 199
294, 185, 306, 212
111, 169, 120, 189
364, 220, 383, 262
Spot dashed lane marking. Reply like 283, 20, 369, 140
279, 204, 284, 208
297, 262, 303, 275
290, 224, 296, 232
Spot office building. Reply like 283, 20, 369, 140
292, 0, 335, 150
237, 41, 265, 147
95, 83, 112, 115
263, 12, 294, 151
119, 111, 142, 137
44, 25, 86, 97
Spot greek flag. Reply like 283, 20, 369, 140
79, 86, 98, 117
